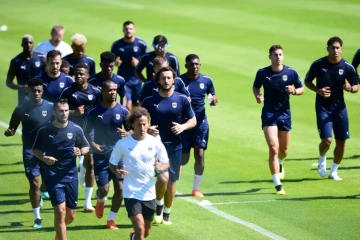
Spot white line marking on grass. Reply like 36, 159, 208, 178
312, 163, 318, 167
177, 191, 287, 240
211, 200, 278, 205
0, 120, 22, 134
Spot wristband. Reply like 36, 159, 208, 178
293, 89, 297, 95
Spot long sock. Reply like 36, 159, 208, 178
107, 211, 117, 221
85, 187, 93, 207
163, 207, 171, 214
272, 173, 281, 187
79, 155, 84, 165
33, 207, 40, 220
97, 195, 106, 202
329, 162, 339, 175
156, 198, 163, 206
193, 174, 202, 190
278, 157, 286, 165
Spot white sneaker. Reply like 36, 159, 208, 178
79, 163, 86, 188
328, 172, 342, 181
318, 156, 326, 177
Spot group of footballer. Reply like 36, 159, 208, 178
4, 21, 218, 240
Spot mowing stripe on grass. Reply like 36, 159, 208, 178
0, 120, 22, 134
211, 200, 278, 205
177, 191, 287, 240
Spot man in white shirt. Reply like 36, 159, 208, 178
109, 107, 169, 240
35, 25, 72, 57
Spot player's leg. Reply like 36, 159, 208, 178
263, 125, 283, 194
316, 112, 333, 177
83, 153, 94, 212
94, 167, 110, 219
106, 176, 123, 229
154, 171, 168, 223
142, 200, 155, 238
125, 84, 133, 111
64, 181, 78, 225
181, 129, 192, 177
277, 119, 291, 180
163, 148, 182, 224
49, 183, 67, 240
39, 160, 50, 199
125, 199, 146, 240
329, 108, 349, 180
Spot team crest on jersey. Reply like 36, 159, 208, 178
59, 82, 65, 88
35, 61, 40, 67
199, 83, 204, 89
282, 75, 288, 81
133, 46, 139, 52
116, 114, 120, 120
88, 94, 93, 100
67, 133, 73, 139
172, 102, 177, 108
339, 69, 344, 75
42, 111, 47, 117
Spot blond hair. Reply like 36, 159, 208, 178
71, 33, 87, 46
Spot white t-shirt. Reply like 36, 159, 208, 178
109, 134, 169, 201
34, 40, 73, 57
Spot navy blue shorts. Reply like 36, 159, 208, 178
46, 181, 78, 209
94, 152, 123, 187
165, 147, 182, 182
23, 149, 41, 180
261, 111, 291, 131
317, 108, 349, 140
182, 118, 209, 153
125, 82, 142, 105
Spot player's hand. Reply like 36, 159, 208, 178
91, 142, 104, 154
343, 80, 351, 92
148, 125, 159, 137
317, 86, 331, 98
117, 128, 130, 138
75, 105, 85, 116
210, 95, 218, 106
116, 165, 128, 178
43, 156, 58, 165
171, 122, 185, 135
154, 159, 164, 173
131, 57, 139, 67
115, 57, 122, 67
73, 147, 82, 156
4, 128, 15, 137
19, 84, 28, 93
285, 85, 295, 94
256, 93, 264, 104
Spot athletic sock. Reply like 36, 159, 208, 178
272, 173, 281, 187
329, 162, 339, 175
155, 198, 163, 206
79, 155, 84, 165
193, 174, 202, 190
33, 207, 40, 220
163, 207, 171, 214
107, 211, 117, 221
85, 187, 93, 207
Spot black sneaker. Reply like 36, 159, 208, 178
162, 212, 172, 225
33, 218, 42, 228
155, 204, 163, 216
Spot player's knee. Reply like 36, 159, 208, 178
181, 153, 190, 165
156, 172, 169, 186
65, 208, 76, 225
269, 146, 279, 156
322, 138, 332, 147
99, 185, 109, 196
84, 155, 94, 170
29, 177, 40, 190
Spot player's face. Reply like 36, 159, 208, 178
60, 66, 70, 75
53, 103, 69, 124
158, 71, 175, 91
72, 44, 85, 59
29, 85, 43, 103
153, 62, 169, 74
123, 24, 135, 39
21, 38, 34, 52
185, 58, 201, 76
132, 115, 148, 136
327, 42, 342, 59
102, 83, 117, 102
47, 55, 62, 75
269, 49, 284, 65
100, 61, 115, 75
74, 68, 89, 85
51, 30, 64, 45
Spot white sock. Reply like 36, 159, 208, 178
272, 173, 281, 186
319, 155, 326, 163
278, 157, 285, 165
329, 162, 339, 175
155, 199, 163, 206
96, 194, 106, 202
84, 187, 93, 208
163, 207, 171, 214
33, 207, 40, 220
107, 211, 117, 221
79, 155, 84, 165
193, 174, 202, 190
131, 233, 135, 240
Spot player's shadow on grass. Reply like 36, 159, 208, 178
286, 155, 360, 161
0, 143, 22, 147
0, 199, 28, 206
310, 166, 360, 171
219, 178, 324, 184
0, 192, 28, 197
0, 209, 32, 215
176, 188, 264, 197
0, 161, 22, 166
0, 170, 24, 176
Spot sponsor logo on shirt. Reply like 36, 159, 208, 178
119, 48, 124, 52
98, 115, 103, 119
24, 113, 30, 117
48, 134, 55, 139
322, 68, 327, 73
72, 94, 78, 99
21, 65, 26, 70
